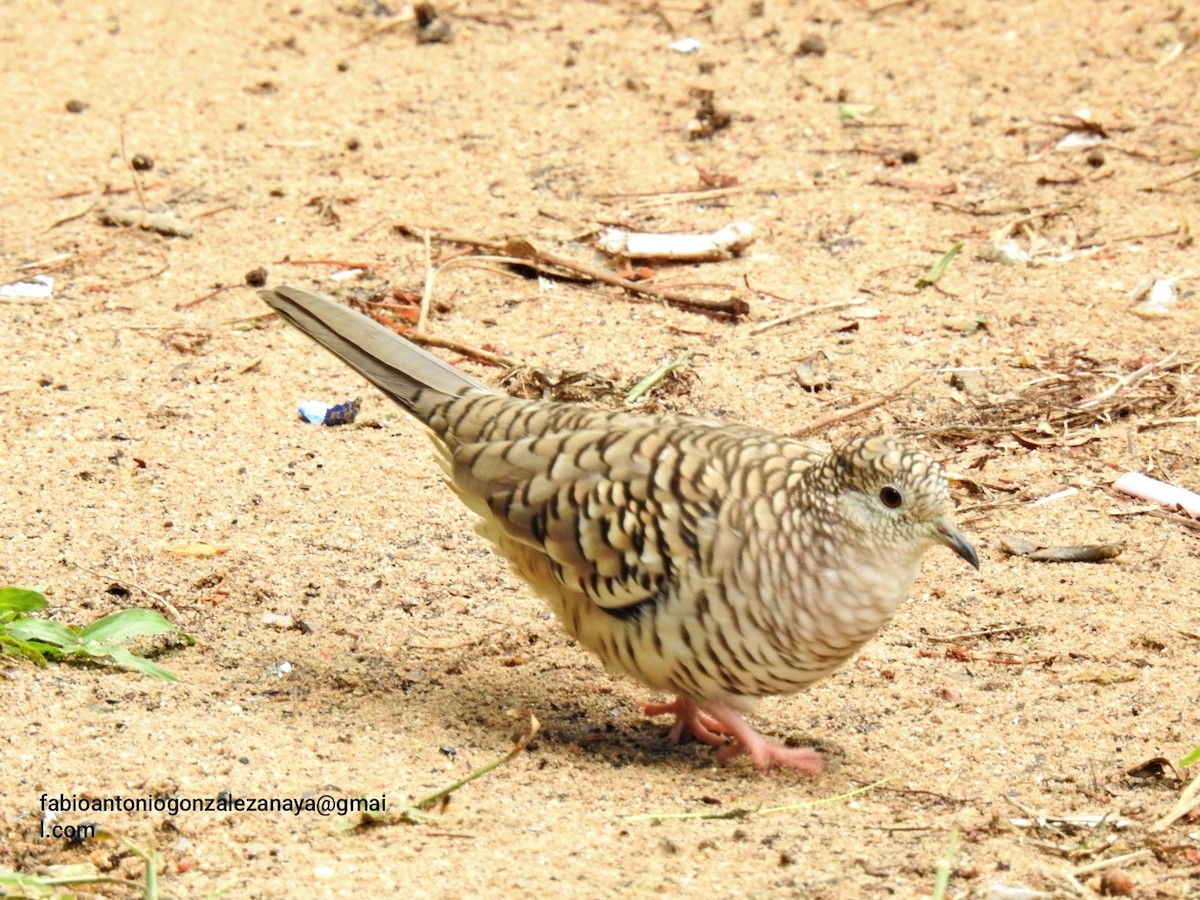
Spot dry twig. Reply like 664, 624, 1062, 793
394, 225, 748, 319
791, 376, 922, 437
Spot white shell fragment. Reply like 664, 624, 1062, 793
262, 612, 296, 629
598, 221, 754, 261
1055, 131, 1106, 151
1029, 487, 1078, 507
0, 274, 54, 299
1129, 270, 1191, 318
669, 38, 702, 54
1130, 277, 1179, 318
1113, 472, 1200, 517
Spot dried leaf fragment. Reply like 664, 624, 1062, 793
999, 537, 1123, 562
166, 542, 230, 558
99, 206, 194, 238
1068, 667, 1137, 685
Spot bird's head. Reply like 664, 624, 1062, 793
826, 435, 979, 570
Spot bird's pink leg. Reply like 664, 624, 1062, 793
644, 696, 824, 775
642, 696, 731, 746
701, 702, 824, 775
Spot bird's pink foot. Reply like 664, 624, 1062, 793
642, 696, 731, 746
714, 732, 824, 775
644, 695, 823, 775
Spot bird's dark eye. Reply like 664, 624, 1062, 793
879, 486, 903, 509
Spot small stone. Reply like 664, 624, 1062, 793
949, 371, 988, 397
414, 3, 451, 43
1098, 869, 1134, 896
796, 34, 827, 57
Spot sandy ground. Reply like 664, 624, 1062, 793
2, 0, 1199, 897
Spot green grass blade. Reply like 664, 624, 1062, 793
625, 349, 693, 404
78, 609, 177, 646
103, 646, 180, 682
931, 829, 959, 900
916, 243, 964, 288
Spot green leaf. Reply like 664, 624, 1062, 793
0, 587, 49, 614
838, 103, 878, 121
103, 645, 179, 682
916, 243, 964, 288
5, 617, 81, 650
78, 609, 176, 647
1181, 745, 1200, 767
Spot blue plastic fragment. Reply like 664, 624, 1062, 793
297, 398, 361, 426
298, 401, 330, 424
322, 398, 361, 426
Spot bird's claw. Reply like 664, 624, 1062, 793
643, 696, 731, 746
644, 695, 824, 775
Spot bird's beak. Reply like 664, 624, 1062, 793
931, 516, 980, 570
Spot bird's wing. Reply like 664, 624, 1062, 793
449, 423, 729, 613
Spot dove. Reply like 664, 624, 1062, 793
260, 286, 978, 773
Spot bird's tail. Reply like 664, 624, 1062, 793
259, 286, 492, 412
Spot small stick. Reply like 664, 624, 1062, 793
407, 333, 515, 368
1071, 849, 1153, 877
175, 285, 233, 311
742, 275, 795, 303
928, 646, 1056, 666
503, 238, 748, 318
751, 299, 865, 334
275, 258, 383, 269
69, 559, 183, 623
930, 625, 1037, 643
396, 226, 748, 318
1096, 227, 1183, 244
868, 0, 920, 14
418, 228, 434, 334
625, 777, 892, 822
872, 173, 957, 195
1147, 509, 1200, 532
351, 301, 516, 368
17, 252, 74, 270
350, 217, 389, 241
1149, 772, 1200, 831
118, 104, 148, 211
47, 203, 98, 231
1077, 351, 1178, 407
790, 376, 922, 437
594, 182, 796, 209
1144, 415, 1200, 428
195, 203, 236, 220
1140, 166, 1200, 192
